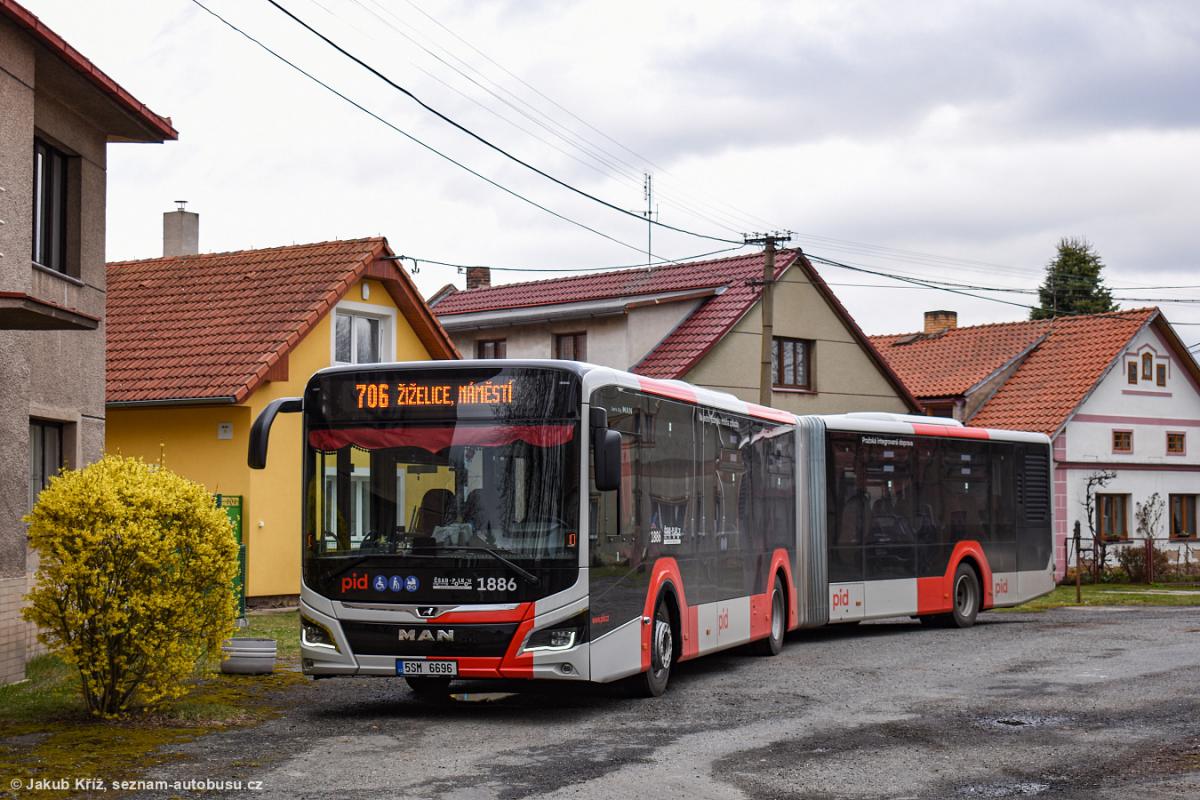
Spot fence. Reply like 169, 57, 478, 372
1067, 527, 1200, 584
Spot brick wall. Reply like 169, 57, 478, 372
0, 575, 26, 684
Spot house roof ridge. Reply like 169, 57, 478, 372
437, 248, 801, 309
107, 236, 386, 267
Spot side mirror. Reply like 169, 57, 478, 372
593, 428, 622, 492
248, 397, 302, 469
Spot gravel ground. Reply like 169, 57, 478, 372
133, 606, 1200, 799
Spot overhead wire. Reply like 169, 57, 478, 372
265, 0, 744, 245
190, 0, 671, 260
390, 245, 750, 274
392, 0, 786, 235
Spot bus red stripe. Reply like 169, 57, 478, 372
912, 423, 990, 439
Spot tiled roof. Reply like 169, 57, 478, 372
0, 0, 177, 141
872, 310, 1159, 436
431, 250, 800, 317
107, 238, 456, 404
870, 320, 1048, 398
431, 249, 917, 407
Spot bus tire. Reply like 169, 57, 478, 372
752, 575, 786, 656
632, 597, 674, 697
949, 562, 981, 628
406, 676, 452, 698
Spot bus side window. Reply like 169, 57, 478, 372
827, 433, 864, 582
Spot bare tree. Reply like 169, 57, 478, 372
1135, 493, 1164, 540
1082, 470, 1117, 578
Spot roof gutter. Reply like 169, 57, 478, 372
107, 396, 238, 408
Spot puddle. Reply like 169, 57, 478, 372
450, 692, 517, 703
979, 714, 1065, 730
957, 781, 1050, 797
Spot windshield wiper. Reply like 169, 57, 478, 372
435, 544, 540, 585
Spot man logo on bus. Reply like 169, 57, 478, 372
341, 572, 369, 593
390, 575, 404, 592
832, 588, 850, 610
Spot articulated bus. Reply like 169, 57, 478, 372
249, 360, 1055, 696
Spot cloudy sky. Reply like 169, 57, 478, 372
24, 0, 1200, 338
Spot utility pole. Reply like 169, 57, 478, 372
644, 173, 653, 267
745, 231, 793, 406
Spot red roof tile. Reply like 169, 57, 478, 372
0, 0, 177, 141
431, 250, 919, 408
870, 320, 1049, 398
107, 238, 456, 404
871, 310, 1159, 436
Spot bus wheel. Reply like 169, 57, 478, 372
950, 563, 980, 628
752, 576, 785, 656
633, 599, 674, 697
406, 676, 452, 698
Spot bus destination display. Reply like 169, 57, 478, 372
355, 379, 515, 410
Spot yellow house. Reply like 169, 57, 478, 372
105, 235, 458, 600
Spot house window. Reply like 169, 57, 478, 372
1167, 432, 1186, 455
554, 332, 587, 361
333, 310, 388, 364
1142, 353, 1153, 380
1156, 364, 1167, 387
32, 138, 70, 274
1111, 430, 1133, 454
476, 339, 506, 359
924, 403, 955, 419
772, 337, 813, 389
1170, 494, 1197, 540
1096, 494, 1129, 540
1127, 362, 1138, 384
29, 420, 63, 510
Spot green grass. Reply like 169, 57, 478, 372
1003, 582, 1200, 612
0, 614, 307, 797
240, 609, 300, 662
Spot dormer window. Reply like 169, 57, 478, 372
1127, 362, 1138, 384
1157, 364, 1167, 387
1142, 353, 1153, 380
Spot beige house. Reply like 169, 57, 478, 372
0, 0, 176, 684
428, 250, 917, 415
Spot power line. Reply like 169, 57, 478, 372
266, 0, 743, 245
341, 0, 753, 238
388, 244, 749, 274
191, 0, 672, 261
393, 0, 786, 234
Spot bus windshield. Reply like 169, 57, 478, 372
301, 366, 582, 602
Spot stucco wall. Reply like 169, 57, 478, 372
446, 299, 700, 369
0, 17, 118, 684
1054, 325, 1200, 574
685, 267, 910, 414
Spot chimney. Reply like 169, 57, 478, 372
924, 310, 958, 334
163, 201, 199, 257
465, 266, 491, 290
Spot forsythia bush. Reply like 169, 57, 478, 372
23, 455, 238, 717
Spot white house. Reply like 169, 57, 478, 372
872, 308, 1200, 578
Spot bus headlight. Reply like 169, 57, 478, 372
301, 616, 340, 652
523, 612, 588, 653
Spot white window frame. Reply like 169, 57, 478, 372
330, 299, 396, 365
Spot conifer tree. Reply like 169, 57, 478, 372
1030, 237, 1117, 320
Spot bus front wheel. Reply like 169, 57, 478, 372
632, 598, 674, 697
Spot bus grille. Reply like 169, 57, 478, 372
340, 621, 519, 657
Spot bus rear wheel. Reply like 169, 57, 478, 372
632, 598, 674, 697
752, 576, 785, 656
922, 563, 980, 628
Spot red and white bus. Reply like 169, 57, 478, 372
249, 360, 1055, 696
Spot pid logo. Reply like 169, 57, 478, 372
718, 608, 730, 632
994, 578, 1009, 595
340, 572, 369, 593
832, 588, 850, 610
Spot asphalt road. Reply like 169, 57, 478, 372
137, 606, 1200, 799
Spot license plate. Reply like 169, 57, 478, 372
396, 659, 458, 677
